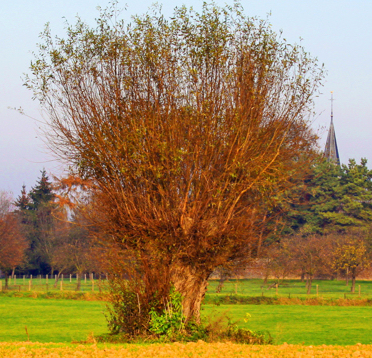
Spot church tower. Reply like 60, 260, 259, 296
324, 92, 340, 164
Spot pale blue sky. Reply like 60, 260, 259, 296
1, 0, 371, 196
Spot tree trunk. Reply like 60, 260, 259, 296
256, 213, 267, 257
4, 272, 9, 290
306, 276, 312, 295
351, 271, 356, 293
11, 268, 15, 279
53, 273, 59, 288
171, 264, 211, 323
76, 273, 81, 291
216, 278, 225, 293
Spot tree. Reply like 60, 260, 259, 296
284, 158, 372, 236
15, 170, 58, 274
0, 192, 27, 288
288, 235, 334, 293
267, 234, 333, 293
56, 208, 99, 290
26, 3, 323, 327
264, 240, 296, 283
333, 232, 370, 293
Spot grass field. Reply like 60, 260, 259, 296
2, 296, 372, 345
204, 305, 372, 345
0, 297, 107, 343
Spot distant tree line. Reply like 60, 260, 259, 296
0, 170, 99, 287
2, 156, 372, 294
263, 157, 372, 293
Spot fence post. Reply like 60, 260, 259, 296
23, 275, 25, 283
29, 280, 31, 291
30, 274, 33, 281
14, 275, 16, 286
276, 283, 278, 295
46, 275, 48, 283
70, 274, 72, 283
84, 274, 86, 284
92, 280, 94, 292
60, 280, 63, 291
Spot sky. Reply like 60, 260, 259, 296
1, 0, 372, 197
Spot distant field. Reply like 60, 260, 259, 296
2, 297, 372, 345
1, 278, 371, 300
206, 278, 372, 299
0, 276, 108, 293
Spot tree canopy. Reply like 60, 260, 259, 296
0, 191, 27, 286
284, 158, 372, 235
14, 170, 58, 274
26, 2, 324, 327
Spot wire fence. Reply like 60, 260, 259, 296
0, 273, 109, 293
1, 277, 372, 300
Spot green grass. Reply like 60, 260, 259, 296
2, 296, 372, 345
0, 297, 107, 342
204, 304, 372, 345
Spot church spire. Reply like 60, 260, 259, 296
324, 92, 340, 164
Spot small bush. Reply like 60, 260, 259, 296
203, 311, 272, 344
98, 287, 272, 344
149, 288, 185, 337
106, 282, 149, 337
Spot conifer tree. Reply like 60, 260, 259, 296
15, 170, 57, 274
14, 185, 30, 211
284, 158, 372, 235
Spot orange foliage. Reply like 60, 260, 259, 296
0, 192, 27, 273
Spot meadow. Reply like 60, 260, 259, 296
2, 278, 372, 357
1, 296, 372, 345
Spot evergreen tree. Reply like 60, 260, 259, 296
28, 169, 55, 210
15, 170, 57, 274
14, 184, 30, 211
285, 158, 372, 235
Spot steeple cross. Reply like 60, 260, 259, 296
330, 91, 336, 123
